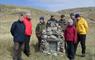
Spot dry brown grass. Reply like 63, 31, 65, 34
0, 5, 95, 60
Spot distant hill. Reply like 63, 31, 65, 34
1, 4, 94, 20
0, 4, 59, 19
0, 4, 95, 60
58, 7, 95, 20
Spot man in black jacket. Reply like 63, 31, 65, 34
46, 15, 58, 27
10, 14, 26, 60
58, 15, 67, 32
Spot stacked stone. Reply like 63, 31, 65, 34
40, 23, 65, 55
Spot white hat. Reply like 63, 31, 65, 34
68, 19, 73, 23
68, 19, 73, 25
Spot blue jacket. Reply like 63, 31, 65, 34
10, 20, 26, 42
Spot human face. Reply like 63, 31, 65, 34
68, 22, 73, 26
51, 16, 55, 20
71, 16, 75, 19
26, 13, 32, 20
76, 17, 80, 20
40, 19, 44, 23
19, 16, 24, 22
68, 20, 73, 26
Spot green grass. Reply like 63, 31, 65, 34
0, 15, 95, 60
0, 5, 95, 60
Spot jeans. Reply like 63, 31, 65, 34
13, 41, 25, 60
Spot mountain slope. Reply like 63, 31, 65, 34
58, 7, 95, 20
0, 5, 95, 60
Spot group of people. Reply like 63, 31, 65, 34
10, 13, 32, 60
35, 13, 88, 60
10, 12, 88, 60
64, 13, 88, 60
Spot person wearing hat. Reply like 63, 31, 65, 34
36, 16, 46, 51
64, 19, 77, 60
75, 14, 88, 57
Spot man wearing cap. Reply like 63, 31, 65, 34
75, 14, 88, 57
36, 17, 46, 51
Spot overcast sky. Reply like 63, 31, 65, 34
0, 0, 95, 11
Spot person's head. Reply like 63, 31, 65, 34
50, 15, 55, 20
75, 14, 81, 20
39, 16, 45, 23
25, 12, 32, 20
68, 19, 74, 26
61, 15, 65, 19
70, 13, 75, 20
19, 13, 24, 22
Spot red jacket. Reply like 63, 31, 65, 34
64, 25, 77, 43
23, 16, 32, 36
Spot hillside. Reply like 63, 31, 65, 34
0, 5, 95, 60
0, 4, 59, 19
58, 7, 95, 20
0, 4, 59, 43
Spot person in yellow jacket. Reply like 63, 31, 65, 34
74, 14, 88, 57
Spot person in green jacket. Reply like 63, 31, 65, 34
36, 17, 46, 51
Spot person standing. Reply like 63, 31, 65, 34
23, 12, 32, 57
36, 17, 46, 51
75, 14, 88, 57
64, 19, 77, 60
46, 15, 58, 28
10, 14, 26, 60
58, 15, 67, 32
58, 15, 67, 53
70, 13, 76, 25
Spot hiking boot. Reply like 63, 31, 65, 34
24, 52, 30, 57
81, 54, 85, 57
70, 58, 74, 60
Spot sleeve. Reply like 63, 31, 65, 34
64, 29, 67, 41
73, 27, 77, 43
84, 20, 88, 33
35, 24, 40, 37
10, 22, 16, 36
31, 21, 33, 35
46, 20, 50, 27
64, 19, 67, 25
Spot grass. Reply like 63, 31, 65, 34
0, 14, 95, 60
0, 5, 95, 60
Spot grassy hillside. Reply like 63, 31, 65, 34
0, 5, 95, 60
58, 7, 95, 20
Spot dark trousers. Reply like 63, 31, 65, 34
37, 37, 42, 51
24, 36, 31, 55
74, 34, 86, 54
66, 41, 75, 60
13, 41, 25, 60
